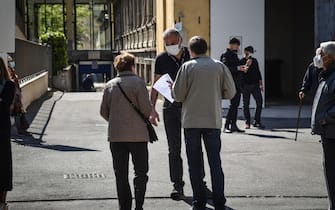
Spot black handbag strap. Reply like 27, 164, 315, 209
116, 82, 150, 125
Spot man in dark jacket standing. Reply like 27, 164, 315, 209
220, 38, 246, 133
240, 46, 264, 129
311, 41, 335, 210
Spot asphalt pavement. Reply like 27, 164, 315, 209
7, 91, 328, 210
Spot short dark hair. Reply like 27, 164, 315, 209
229, 37, 240, 45
114, 52, 135, 72
244, 46, 254, 53
189, 36, 208, 55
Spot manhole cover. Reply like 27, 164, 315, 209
64, 173, 106, 179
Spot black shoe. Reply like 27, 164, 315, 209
170, 188, 184, 201
253, 122, 265, 129
223, 128, 232, 133
190, 205, 206, 210
205, 187, 212, 198
18, 130, 32, 136
231, 126, 245, 133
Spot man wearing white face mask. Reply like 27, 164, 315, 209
299, 48, 323, 100
150, 28, 190, 200
311, 41, 335, 210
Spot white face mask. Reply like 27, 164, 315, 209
165, 44, 181, 56
9, 61, 15, 69
313, 54, 324, 69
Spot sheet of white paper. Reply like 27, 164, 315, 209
153, 74, 174, 103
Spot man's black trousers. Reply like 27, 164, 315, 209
242, 84, 263, 125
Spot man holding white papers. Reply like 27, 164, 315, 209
172, 36, 236, 210
149, 28, 190, 200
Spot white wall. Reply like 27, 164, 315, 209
0, 0, 15, 54
211, 0, 265, 108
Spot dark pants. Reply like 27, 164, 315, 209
225, 88, 242, 128
110, 142, 148, 210
184, 128, 226, 209
163, 101, 184, 191
242, 84, 263, 124
322, 138, 335, 210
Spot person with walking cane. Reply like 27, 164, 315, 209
296, 48, 323, 141
311, 41, 335, 210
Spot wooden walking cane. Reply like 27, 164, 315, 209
295, 99, 303, 141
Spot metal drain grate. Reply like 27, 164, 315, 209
64, 173, 106, 179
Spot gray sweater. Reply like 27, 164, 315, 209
172, 55, 236, 129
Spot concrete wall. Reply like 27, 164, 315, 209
15, 38, 52, 79
211, 0, 265, 107
21, 72, 49, 110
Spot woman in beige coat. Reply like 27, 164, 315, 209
100, 52, 152, 210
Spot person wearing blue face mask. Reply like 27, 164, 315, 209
0, 57, 15, 210
7, 56, 30, 136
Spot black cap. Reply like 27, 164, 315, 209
244, 46, 254, 53
229, 38, 240, 45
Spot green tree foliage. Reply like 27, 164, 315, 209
40, 32, 68, 75
38, 4, 64, 34
38, 4, 92, 50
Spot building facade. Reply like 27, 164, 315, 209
114, 0, 335, 104
112, 0, 156, 83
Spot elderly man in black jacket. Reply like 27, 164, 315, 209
312, 41, 335, 210
299, 48, 323, 100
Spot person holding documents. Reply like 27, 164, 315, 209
172, 36, 236, 210
150, 28, 190, 200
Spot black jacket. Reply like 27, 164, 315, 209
312, 63, 335, 138
240, 56, 262, 85
300, 63, 322, 97
0, 80, 15, 141
220, 49, 243, 87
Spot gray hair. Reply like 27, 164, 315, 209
321, 41, 335, 56
163, 28, 181, 40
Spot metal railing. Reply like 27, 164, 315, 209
20, 69, 48, 86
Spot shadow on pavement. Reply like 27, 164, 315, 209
182, 196, 234, 210
246, 133, 290, 140
257, 117, 311, 130
12, 136, 99, 152
11, 91, 99, 152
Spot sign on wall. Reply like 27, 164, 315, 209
0, 0, 15, 53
